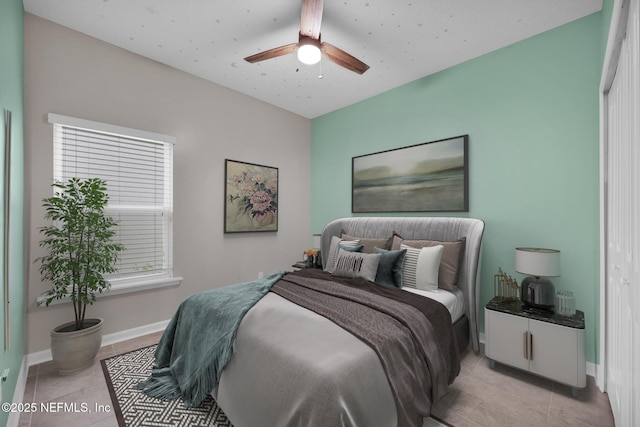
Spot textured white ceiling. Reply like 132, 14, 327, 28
23, 0, 602, 118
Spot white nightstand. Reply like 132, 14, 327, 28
485, 297, 586, 397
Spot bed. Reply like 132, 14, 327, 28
319, 216, 485, 354
141, 216, 484, 427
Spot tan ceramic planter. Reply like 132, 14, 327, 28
50, 318, 103, 375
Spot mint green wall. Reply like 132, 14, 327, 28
0, 0, 25, 421
601, 0, 614, 61
311, 13, 602, 363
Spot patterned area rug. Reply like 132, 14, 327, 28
101, 345, 232, 426
102, 344, 452, 427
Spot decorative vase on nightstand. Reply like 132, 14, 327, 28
303, 249, 318, 267
314, 251, 322, 268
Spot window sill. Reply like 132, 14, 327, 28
36, 276, 183, 307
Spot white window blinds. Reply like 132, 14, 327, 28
48, 114, 175, 285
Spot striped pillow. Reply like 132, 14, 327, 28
391, 234, 466, 291
324, 236, 363, 272
332, 249, 381, 282
400, 244, 444, 291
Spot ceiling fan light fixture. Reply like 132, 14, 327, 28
297, 34, 322, 65
244, 2, 369, 75
298, 44, 321, 64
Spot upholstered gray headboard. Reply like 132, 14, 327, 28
320, 217, 485, 354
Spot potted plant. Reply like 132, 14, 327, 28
37, 177, 124, 374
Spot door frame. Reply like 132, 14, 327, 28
598, 0, 630, 391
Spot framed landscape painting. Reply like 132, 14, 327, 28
224, 159, 278, 233
352, 135, 468, 213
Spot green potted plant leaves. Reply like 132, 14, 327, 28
37, 177, 124, 374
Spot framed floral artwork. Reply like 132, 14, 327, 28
224, 159, 278, 233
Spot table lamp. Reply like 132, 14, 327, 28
312, 234, 322, 268
515, 247, 560, 310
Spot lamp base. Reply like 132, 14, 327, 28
521, 276, 555, 310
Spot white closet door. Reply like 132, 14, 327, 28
605, 0, 639, 425
632, 0, 640, 422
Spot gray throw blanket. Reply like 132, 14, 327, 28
136, 271, 286, 407
273, 269, 459, 427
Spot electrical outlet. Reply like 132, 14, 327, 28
258, 272, 264, 279
0, 368, 7, 402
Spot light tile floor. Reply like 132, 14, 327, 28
19, 333, 614, 427
432, 346, 615, 427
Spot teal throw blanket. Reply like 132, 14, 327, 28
137, 271, 286, 407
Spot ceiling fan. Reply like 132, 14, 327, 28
244, 0, 370, 75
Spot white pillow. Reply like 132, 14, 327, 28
332, 249, 381, 282
324, 236, 361, 272
400, 244, 444, 291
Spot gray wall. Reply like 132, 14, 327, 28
24, 14, 311, 353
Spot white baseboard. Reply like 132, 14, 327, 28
586, 362, 597, 379
101, 319, 170, 347
25, 348, 52, 368
6, 357, 29, 427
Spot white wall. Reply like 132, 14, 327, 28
24, 14, 311, 353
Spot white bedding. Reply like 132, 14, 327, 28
213, 292, 397, 427
402, 286, 466, 323
214, 282, 459, 427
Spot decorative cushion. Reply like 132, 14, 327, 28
392, 234, 466, 291
373, 247, 407, 288
400, 244, 444, 291
331, 249, 381, 282
340, 231, 392, 254
324, 236, 363, 272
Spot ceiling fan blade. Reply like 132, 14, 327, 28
300, 0, 323, 39
244, 43, 298, 63
321, 43, 370, 75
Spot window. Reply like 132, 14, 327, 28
47, 114, 180, 293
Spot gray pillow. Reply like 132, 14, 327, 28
341, 232, 392, 254
332, 249, 381, 282
373, 247, 406, 288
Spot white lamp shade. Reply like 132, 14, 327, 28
297, 44, 321, 65
515, 247, 561, 277
312, 234, 322, 249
